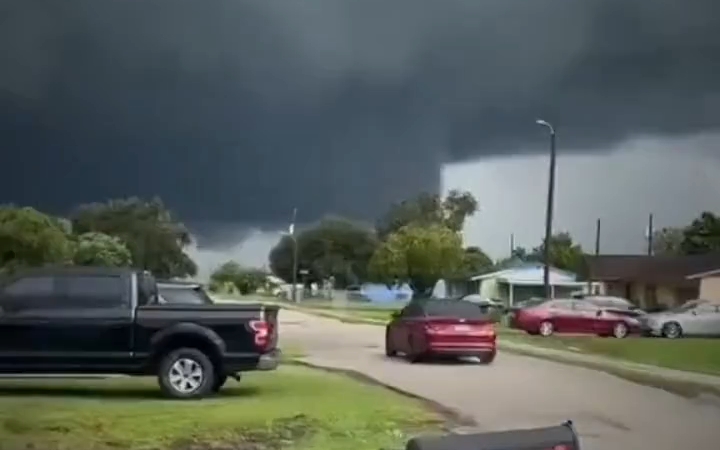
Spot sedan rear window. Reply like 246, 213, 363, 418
422, 300, 485, 318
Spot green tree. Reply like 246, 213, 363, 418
530, 232, 585, 274
70, 197, 197, 278
269, 217, 378, 287
72, 232, 132, 267
375, 190, 478, 240
368, 224, 464, 295
210, 261, 266, 295
459, 246, 493, 278
0, 206, 74, 272
651, 227, 684, 255
493, 246, 530, 270
680, 212, 720, 255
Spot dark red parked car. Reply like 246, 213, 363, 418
385, 299, 497, 363
513, 299, 640, 338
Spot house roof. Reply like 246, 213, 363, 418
470, 263, 577, 282
686, 267, 720, 280
585, 254, 720, 283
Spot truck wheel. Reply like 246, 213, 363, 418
212, 374, 228, 392
158, 348, 215, 399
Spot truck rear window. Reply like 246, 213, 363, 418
158, 287, 213, 304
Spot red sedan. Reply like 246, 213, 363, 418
385, 299, 497, 363
513, 299, 640, 338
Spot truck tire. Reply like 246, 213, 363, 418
158, 347, 215, 399
212, 374, 228, 392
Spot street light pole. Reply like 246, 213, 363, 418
290, 207, 299, 303
536, 119, 556, 299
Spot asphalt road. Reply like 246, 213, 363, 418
279, 308, 720, 450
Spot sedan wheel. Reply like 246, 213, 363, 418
539, 321, 554, 337
612, 322, 629, 339
662, 322, 683, 339
385, 331, 397, 357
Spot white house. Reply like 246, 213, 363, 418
469, 263, 587, 306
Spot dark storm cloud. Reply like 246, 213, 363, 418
1, 0, 719, 236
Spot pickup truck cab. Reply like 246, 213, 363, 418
0, 267, 280, 399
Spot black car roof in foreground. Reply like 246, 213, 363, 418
3, 266, 141, 277
157, 280, 202, 288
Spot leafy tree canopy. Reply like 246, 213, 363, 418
680, 212, 720, 255
457, 246, 493, 279
529, 232, 585, 274
375, 190, 478, 241
651, 226, 684, 255
70, 197, 197, 278
368, 223, 464, 295
269, 216, 378, 287
210, 260, 266, 295
493, 246, 532, 271
0, 206, 74, 272
72, 232, 132, 267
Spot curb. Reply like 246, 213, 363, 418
289, 359, 476, 432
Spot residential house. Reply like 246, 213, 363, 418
468, 263, 586, 307
585, 254, 720, 309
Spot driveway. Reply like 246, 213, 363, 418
279, 308, 720, 450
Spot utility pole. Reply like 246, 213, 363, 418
290, 207, 299, 302
510, 233, 515, 257
536, 119, 557, 299
646, 213, 654, 256
587, 218, 601, 294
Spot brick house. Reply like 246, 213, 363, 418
585, 254, 720, 309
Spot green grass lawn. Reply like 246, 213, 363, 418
502, 333, 720, 376
0, 367, 443, 450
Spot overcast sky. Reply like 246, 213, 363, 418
2, 0, 719, 277
188, 130, 720, 277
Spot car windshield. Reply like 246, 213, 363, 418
422, 300, 486, 319
158, 286, 213, 304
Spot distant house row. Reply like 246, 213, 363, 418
586, 254, 720, 309
444, 254, 720, 309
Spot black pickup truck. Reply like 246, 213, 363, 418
0, 267, 280, 399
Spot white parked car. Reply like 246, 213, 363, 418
640, 300, 720, 338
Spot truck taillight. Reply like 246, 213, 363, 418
250, 320, 270, 350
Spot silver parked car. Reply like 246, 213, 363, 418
640, 300, 720, 338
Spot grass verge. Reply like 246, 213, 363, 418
502, 344, 720, 398
0, 366, 443, 450
500, 333, 720, 376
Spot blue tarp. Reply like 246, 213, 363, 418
359, 283, 413, 303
